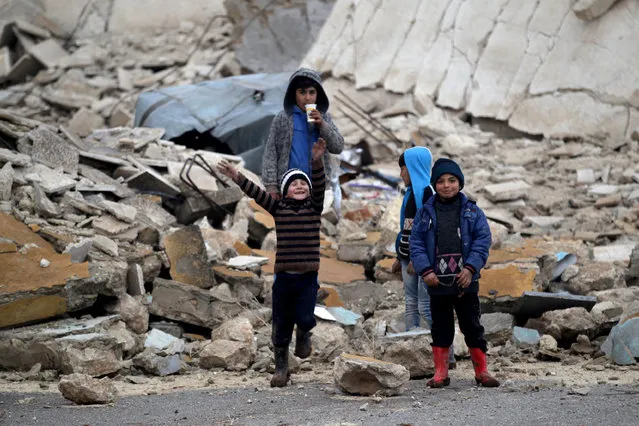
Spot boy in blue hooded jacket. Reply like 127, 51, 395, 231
410, 158, 499, 388
393, 147, 456, 367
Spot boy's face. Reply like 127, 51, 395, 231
296, 86, 317, 110
400, 166, 411, 186
286, 179, 310, 200
435, 173, 460, 199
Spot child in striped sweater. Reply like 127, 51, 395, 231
217, 138, 326, 388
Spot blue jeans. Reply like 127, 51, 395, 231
401, 260, 456, 364
401, 259, 431, 330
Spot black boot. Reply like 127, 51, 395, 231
294, 328, 312, 359
270, 346, 289, 387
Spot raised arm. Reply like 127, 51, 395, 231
310, 138, 326, 210
218, 160, 277, 214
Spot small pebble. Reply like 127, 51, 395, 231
40, 259, 50, 268
360, 403, 368, 411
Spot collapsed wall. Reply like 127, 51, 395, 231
302, 0, 639, 141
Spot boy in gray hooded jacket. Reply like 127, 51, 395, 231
262, 68, 344, 198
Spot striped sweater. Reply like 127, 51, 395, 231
237, 159, 325, 273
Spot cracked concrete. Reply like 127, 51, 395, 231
303, 0, 639, 139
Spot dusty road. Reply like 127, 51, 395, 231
1, 379, 638, 426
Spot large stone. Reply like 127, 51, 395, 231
484, 181, 531, 202
211, 317, 254, 345
334, 353, 410, 396
132, 349, 181, 376
105, 294, 148, 334
601, 317, 639, 365
88, 261, 128, 297
55, 333, 123, 376
512, 326, 541, 348
144, 329, 185, 354
100, 200, 137, 223
311, 322, 349, 361
379, 334, 433, 379
150, 278, 241, 328
121, 196, 176, 231
565, 263, 626, 295
58, 374, 117, 405
67, 108, 105, 138
163, 226, 216, 289
525, 307, 600, 343
481, 313, 515, 346
93, 215, 137, 236
337, 232, 381, 266
199, 339, 255, 371
63, 239, 93, 264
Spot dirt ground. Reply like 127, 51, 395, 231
1, 359, 638, 398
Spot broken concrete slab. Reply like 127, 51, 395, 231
58, 373, 117, 405
163, 226, 216, 289
77, 164, 134, 199
125, 169, 180, 197
63, 238, 93, 264
100, 199, 137, 223
25, 164, 76, 194
525, 307, 600, 343
213, 266, 264, 298
337, 232, 382, 265
593, 244, 635, 263
227, 255, 269, 271
0, 212, 90, 328
33, 184, 61, 217
514, 291, 597, 320
55, 332, 124, 376
0, 147, 32, 167
150, 278, 222, 328
310, 322, 350, 362
120, 196, 176, 231
29, 127, 79, 176
93, 215, 136, 236
67, 108, 106, 138
26, 38, 70, 68
334, 353, 410, 396
484, 180, 531, 202
576, 169, 596, 184
92, 234, 118, 257
565, 263, 625, 295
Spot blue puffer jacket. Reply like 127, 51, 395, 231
409, 193, 491, 295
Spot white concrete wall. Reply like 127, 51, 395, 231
303, 0, 638, 140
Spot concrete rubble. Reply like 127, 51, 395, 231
0, 1, 638, 399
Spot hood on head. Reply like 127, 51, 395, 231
284, 68, 329, 114
404, 147, 433, 207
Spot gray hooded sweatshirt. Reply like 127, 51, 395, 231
261, 68, 344, 194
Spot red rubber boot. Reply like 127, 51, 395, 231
469, 347, 500, 387
427, 346, 451, 388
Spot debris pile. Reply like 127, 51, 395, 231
1, 11, 639, 405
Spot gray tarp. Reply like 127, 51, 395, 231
134, 73, 290, 174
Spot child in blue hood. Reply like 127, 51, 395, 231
410, 158, 499, 388
392, 147, 456, 368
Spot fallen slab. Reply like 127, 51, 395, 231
0, 212, 90, 328
163, 226, 216, 289
514, 291, 597, 320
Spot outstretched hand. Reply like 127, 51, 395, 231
217, 160, 239, 183
312, 138, 327, 162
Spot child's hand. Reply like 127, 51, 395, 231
391, 259, 401, 274
423, 272, 439, 287
312, 138, 327, 162
407, 261, 416, 276
217, 160, 239, 183
309, 109, 323, 127
456, 269, 472, 288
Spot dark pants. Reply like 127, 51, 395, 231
271, 271, 319, 348
430, 291, 487, 352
